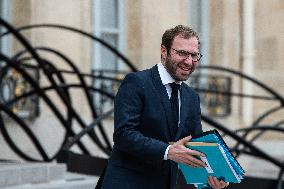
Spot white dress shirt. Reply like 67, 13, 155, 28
157, 62, 181, 160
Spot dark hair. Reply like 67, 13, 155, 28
161, 25, 200, 52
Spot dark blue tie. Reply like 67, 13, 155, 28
170, 83, 180, 135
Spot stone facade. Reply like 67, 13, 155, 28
1, 0, 283, 161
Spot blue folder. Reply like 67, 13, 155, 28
178, 130, 245, 189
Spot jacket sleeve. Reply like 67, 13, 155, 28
113, 73, 168, 160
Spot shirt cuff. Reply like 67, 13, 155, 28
163, 145, 171, 160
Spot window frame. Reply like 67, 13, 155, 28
0, 0, 12, 57
91, 0, 125, 71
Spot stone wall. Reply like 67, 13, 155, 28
1, 0, 283, 161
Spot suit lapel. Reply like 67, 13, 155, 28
150, 65, 176, 140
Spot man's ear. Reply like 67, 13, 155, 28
161, 45, 167, 63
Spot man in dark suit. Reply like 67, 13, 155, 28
100, 25, 228, 189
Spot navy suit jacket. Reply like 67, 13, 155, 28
101, 65, 202, 189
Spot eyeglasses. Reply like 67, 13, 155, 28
171, 48, 202, 62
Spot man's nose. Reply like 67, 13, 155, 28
184, 55, 194, 64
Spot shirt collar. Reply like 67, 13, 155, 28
157, 62, 182, 85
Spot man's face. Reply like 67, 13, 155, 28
161, 35, 199, 81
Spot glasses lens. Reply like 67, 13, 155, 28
172, 48, 202, 61
192, 53, 201, 61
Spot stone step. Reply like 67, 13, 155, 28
0, 162, 66, 188
0, 173, 98, 189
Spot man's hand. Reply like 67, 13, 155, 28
208, 176, 229, 189
167, 136, 206, 167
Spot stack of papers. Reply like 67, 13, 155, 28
178, 130, 245, 189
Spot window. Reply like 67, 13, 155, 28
188, 0, 209, 66
92, 0, 125, 72
0, 0, 11, 57
92, 0, 125, 115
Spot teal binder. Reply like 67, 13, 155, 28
191, 130, 245, 176
178, 130, 245, 188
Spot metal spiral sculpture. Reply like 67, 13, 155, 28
0, 18, 283, 188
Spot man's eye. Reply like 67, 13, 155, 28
178, 51, 188, 56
